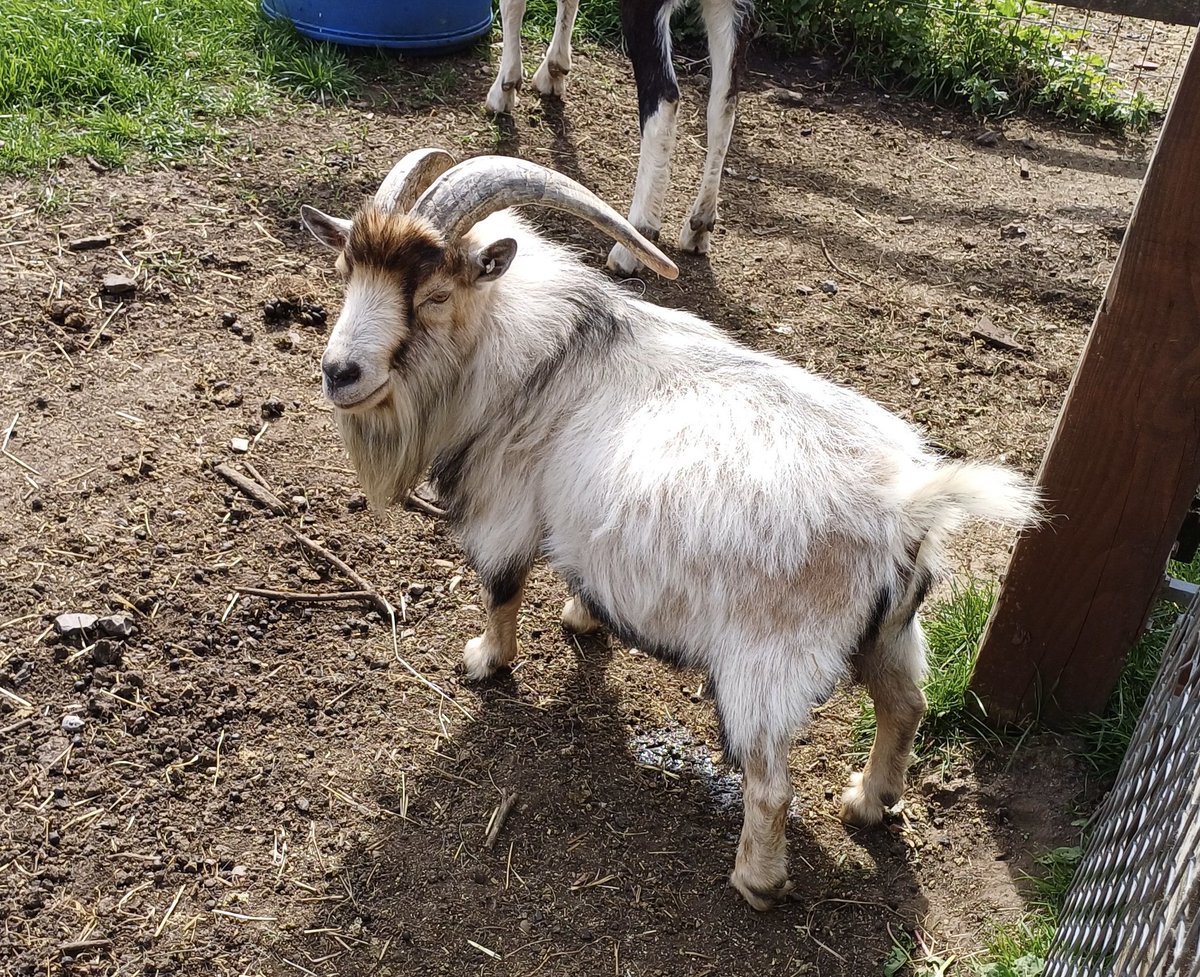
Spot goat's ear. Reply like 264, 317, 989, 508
470, 238, 517, 283
301, 205, 353, 251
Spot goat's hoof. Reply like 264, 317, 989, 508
606, 242, 645, 277
485, 79, 521, 115
462, 635, 514, 681
678, 215, 715, 254
839, 772, 886, 827
561, 596, 601, 633
531, 61, 570, 96
730, 866, 794, 911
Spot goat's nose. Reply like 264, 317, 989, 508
322, 356, 361, 390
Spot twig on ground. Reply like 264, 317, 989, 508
234, 587, 380, 607
1, 716, 35, 737
819, 238, 873, 287
284, 526, 393, 617
241, 460, 274, 493
215, 463, 288, 515
485, 789, 519, 852
60, 938, 112, 955
405, 493, 446, 518
388, 609, 472, 720
1, 413, 41, 478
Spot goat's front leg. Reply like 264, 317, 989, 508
463, 563, 530, 680
730, 735, 794, 910
486, 0, 529, 115
679, 0, 754, 254
608, 0, 680, 276
531, 0, 580, 97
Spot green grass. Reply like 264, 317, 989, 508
0, 0, 360, 173
525, 0, 1156, 131
976, 845, 1082, 976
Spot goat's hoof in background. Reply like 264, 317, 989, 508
606, 242, 645, 277
678, 213, 716, 254
561, 595, 601, 633
531, 60, 570, 97
462, 635, 515, 681
485, 76, 521, 115
839, 771, 888, 827
730, 864, 794, 911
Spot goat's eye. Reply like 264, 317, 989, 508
425, 290, 451, 306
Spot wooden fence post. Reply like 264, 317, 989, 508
970, 36, 1200, 725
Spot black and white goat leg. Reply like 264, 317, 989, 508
486, 0, 529, 114
679, 0, 753, 253
531, 0, 580, 97
463, 562, 531, 681
607, 0, 681, 276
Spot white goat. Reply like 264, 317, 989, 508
486, 0, 755, 275
300, 149, 1038, 910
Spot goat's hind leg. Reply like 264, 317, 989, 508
728, 730, 794, 910
714, 664, 798, 910
841, 618, 928, 826
532, 0, 580, 97
463, 562, 531, 680
561, 593, 602, 633
486, 0, 529, 114
679, 0, 753, 254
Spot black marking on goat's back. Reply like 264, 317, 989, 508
621, 0, 680, 128
523, 296, 632, 398
482, 558, 529, 608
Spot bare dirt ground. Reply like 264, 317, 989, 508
0, 36, 1156, 977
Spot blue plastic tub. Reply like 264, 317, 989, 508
262, 0, 493, 51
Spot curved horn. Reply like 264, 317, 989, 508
411, 156, 679, 281
374, 148, 456, 213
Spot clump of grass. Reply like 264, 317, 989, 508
0, 0, 359, 173
976, 845, 1082, 975
767, 0, 1155, 129
526, 0, 1156, 131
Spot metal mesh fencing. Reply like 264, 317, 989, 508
1043, 594, 1200, 977
853, 0, 1197, 112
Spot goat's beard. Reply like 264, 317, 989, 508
335, 375, 440, 512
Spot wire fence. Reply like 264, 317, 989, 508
1043, 592, 1200, 976
1025, 1, 1196, 106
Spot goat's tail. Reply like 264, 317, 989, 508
888, 463, 1042, 628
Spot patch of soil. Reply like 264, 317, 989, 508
0, 37, 1144, 977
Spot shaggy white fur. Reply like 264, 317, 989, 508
303, 203, 1039, 911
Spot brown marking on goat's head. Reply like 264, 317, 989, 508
299, 200, 520, 510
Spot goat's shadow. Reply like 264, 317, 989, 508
286, 626, 929, 976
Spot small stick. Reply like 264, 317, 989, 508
405, 493, 446, 518
215, 463, 288, 516
819, 238, 872, 287
241, 460, 274, 493
235, 586, 380, 607
60, 938, 112, 955
1, 716, 35, 737
485, 789, 519, 852
284, 526, 393, 617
